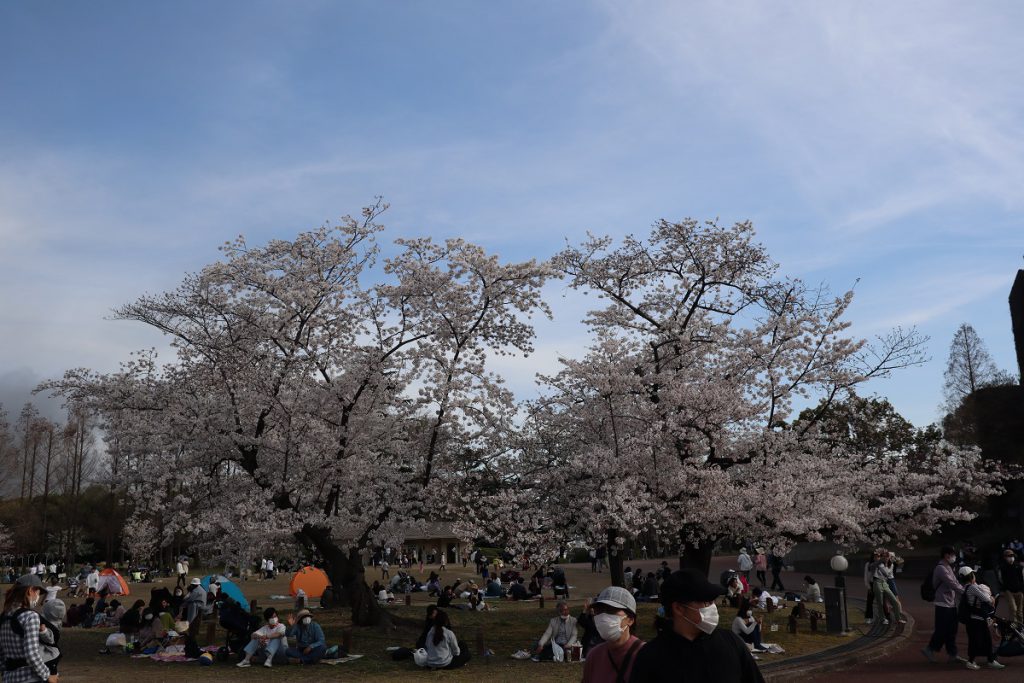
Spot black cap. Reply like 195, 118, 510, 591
659, 569, 727, 605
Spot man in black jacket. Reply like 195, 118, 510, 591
631, 569, 764, 683
998, 548, 1024, 624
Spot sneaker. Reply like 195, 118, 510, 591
921, 647, 936, 663
965, 661, 980, 670
264, 658, 273, 668
865, 618, 873, 624
986, 661, 1006, 669
897, 618, 907, 624
530, 656, 540, 662
236, 660, 251, 668
948, 655, 968, 664
881, 619, 889, 625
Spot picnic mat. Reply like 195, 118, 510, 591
134, 645, 220, 663
321, 654, 364, 665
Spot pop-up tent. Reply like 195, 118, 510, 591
289, 566, 330, 598
200, 574, 250, 611
98, 568, 130, 596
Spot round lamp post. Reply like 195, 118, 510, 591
830, 552, 849, 589
831, 552, 850, 631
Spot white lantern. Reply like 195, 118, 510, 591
830, 553, 849, 573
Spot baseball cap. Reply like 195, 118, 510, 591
15, 574, 43, 588
190, 578, 202, 586
593, 586, 637, 614
659, 569, 727, 605
958, 566, 975, 578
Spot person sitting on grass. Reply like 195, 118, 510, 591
467, 593, 490, 612
417, 610, 470, 670
484, 578, 504, 598
802, 576, 823, 603
532, 601, 579, 661
237, 607, 287, 668
732, 598, 769, 652
414, 605, 439, 649
509, 577, 531, 601
285, 609, 326, 665
750, 587, 780, 610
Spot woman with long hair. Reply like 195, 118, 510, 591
418, 610, 470, 669
0, 575, 59, 683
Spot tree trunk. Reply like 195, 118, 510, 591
679, 538, 714, 577
606, 528, 625, 587
299, 524, 390, 627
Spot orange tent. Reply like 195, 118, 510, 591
98, 568, 130, 596
289, 566, 330, 598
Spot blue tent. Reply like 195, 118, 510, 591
201, 574, 250, 611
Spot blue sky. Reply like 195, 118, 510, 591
1, 0, 1021, 426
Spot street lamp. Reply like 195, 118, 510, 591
830, 552, 849, 589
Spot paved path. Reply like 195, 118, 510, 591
774, 562, 1021, 682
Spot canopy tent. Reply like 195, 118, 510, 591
98, 568, 130, 596
200, 574, 249, 611
289, 566, 330, 598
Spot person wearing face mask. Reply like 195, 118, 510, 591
284, 609, 326, 665
922, 545, 967, 664
178, 578, 207, 629
0, 574, 60, 683
532, 601, 580, 661
997, 548, 1024, 624
630, 568, 764, 683
581, 586, 644, 683
237, 608, 287, 668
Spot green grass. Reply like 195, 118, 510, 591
38, 560, 861, 682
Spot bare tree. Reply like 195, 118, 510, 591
943, 323, 1013, 411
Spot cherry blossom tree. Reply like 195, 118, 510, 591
491, 219, 1007, 583
44, 201, 551, 625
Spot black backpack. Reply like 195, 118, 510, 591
920, 571, 936, 602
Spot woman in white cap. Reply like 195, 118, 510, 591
581, 586, 644, 683
958, 566, 1004, 670
0, 574, 59, 683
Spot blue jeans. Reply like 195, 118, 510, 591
244, 637, 284, 660
285, 644, 326, 664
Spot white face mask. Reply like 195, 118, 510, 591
683, 604, 719, 634
301, 617, 312, 626
268, 617, 279, 626
746, 610, 753, 618
594, 613, 626, 641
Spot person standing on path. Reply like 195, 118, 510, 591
869, 551, 905, 625
768, 553, 785, 591
737, 548, 753, 583
922, 545, 967, 664
175, 557, 187, 590
753, 549, 767, 587
997, 548, 1024, 624
959, 566, 1005, 670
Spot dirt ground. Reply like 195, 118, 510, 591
35, 559, 853, 682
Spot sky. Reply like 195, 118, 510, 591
1, 0, 1022, 427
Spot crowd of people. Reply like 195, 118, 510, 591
10, 538, 1024, 681
921, 541, 1024, 670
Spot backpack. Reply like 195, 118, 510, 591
920, 570, 937, 602
957, 591, 974, 624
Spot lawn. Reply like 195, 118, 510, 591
40, 559, 861, 682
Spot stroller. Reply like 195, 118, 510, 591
995, 617, 1024, 658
